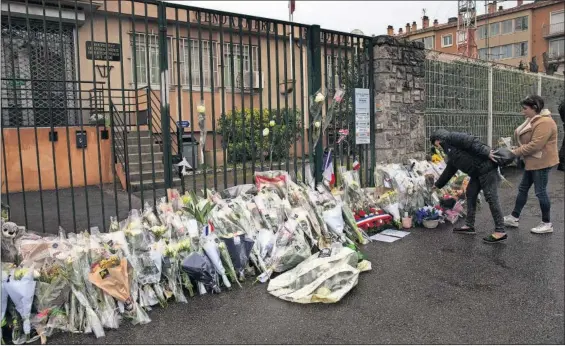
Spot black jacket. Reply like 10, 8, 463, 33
432, 129, 497, 189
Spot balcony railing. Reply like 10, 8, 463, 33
543, 22, 565, 38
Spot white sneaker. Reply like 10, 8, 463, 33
531, 222, 553, 234
504, 215, 519, 228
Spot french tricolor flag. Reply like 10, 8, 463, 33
289, 0, 296, 15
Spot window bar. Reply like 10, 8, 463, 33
266, 21, 272, 170
291, 25, 298, 180
175, 8, 185, 194
59, 0, 77, 232
282, 23, 290, 173
256, 20, 264, 172
229, 15, 237, 185
73, 0, 92, 228
130, 0, 144, 206
208, 14, 218, 190
237, 17, 247, 184
219, 15, 228, 189
42, 0, 62, 229
117, 0, 132, 211
5, 3, 28, 229
197, 11, 207, 195
299, 26, 306, 183
248, 18, 256, 178
144, 0, 157, 205
274, 23, 281, 170
186, 10, 197, 193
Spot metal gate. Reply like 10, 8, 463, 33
0, 0, 376, 234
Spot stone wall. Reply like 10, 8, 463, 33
373, 35, 426, 163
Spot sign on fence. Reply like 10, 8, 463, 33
86, 41, 121, 61
354, 88, 371, 145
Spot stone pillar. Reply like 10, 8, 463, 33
372, 35, 426, 163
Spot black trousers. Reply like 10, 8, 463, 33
559, 132, 565, 168
465, 169, 504, 232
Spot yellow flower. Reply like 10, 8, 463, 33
314, 93, 325, 103
197, 104, 206, 113
431, 154, 442, 163
269, 120, 276, 127
263, 128, 270, 136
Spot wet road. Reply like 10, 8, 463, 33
48, 168, 565, 344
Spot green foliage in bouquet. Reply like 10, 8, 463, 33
218, 107, 302, 164
182, 191, 214, 225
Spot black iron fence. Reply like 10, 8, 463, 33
1, 0, 376, 234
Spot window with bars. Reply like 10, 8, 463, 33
178, 39, 218, 89
130, 32, 172, 86
222, 43, 258, 89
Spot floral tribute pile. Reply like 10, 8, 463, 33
0, 150, 475, 344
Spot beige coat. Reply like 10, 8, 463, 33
512, 111, 559, 171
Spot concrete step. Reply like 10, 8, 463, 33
125, 160, 164, 171
127, 143, 161, 154
127, 152, 163, 164
128, 169, 166, 182
127, 135, 154, 145
130, 177, 182, 192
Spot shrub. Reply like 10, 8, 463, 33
218, 108, 302, 164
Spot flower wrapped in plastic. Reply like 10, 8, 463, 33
221, 234, 255, 282
254, 170, 291, 199
4, 267, 37, 341
341, 204, 370, 245
339, 168, 374, 212
30, 260, 71, 344
181, 251, 220, 295
162, 239, 189, 302
201, 233, 232, 290
378, 191, 401, 223
253, 191, 287, 233
321, 201, 347, 243
258, 217, 311, 283
323, 88, 345, 135
309, 89, 325, 148
1, 267, 9, 335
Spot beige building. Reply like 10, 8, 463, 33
388, 0, 565, 73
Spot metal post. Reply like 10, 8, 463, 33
307, 25, 323, 184
487, 64, 493, 148
158, 1, 173, 190
367, 37, 376, 186
537, 73, 542, 96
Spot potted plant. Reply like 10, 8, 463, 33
416, 206, 443, 229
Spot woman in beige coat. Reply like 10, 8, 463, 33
504, 95, 559, 234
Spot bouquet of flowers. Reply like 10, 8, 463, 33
341, 205, 371, 245
254, 170, 291, 199
377, 191, 401, 224
415, 206, 444, 226
31, 260, 71, 344
4, 267, 37, 341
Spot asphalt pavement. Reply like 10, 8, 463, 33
45, 167, 564, 344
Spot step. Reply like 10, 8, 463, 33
127, 152, 163, 164
127, 135, 154, 145
124, 160, 164, 171
128, 169, 166, 182
129, 177, 182, 192
127, 143, 161, 154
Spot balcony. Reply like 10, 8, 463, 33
543, 22, 565, 39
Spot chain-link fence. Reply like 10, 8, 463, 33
424, 51, 564, 149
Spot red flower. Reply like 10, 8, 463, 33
359, 210, 367, 217
370, 207, 377, 213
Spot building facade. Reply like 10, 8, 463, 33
387, 0, 565, 74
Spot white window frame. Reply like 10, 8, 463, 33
178, 38, 218, 91
514, 41, 528, 58
441, 34, 453, 48
514, 16, 529, 32
549, 38, 565, 59
501, 19, 513, 35
415, 36, 434, 49
477, 25, 488, 40
489, 22, 500, 37
549, 10, 564, 35
456, 31, 467, 44
129, 32, 172, 88
222, 42, 259, 90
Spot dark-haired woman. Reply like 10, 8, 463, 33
504, 95, 559, 234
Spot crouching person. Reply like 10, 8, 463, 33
430, 129, 507, 244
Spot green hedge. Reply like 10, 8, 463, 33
218, 108, 303, 164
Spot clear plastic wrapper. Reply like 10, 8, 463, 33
181, 252, 219, 294
254, 171, 291, 199
202, 234, 231, 289
5, 268, 37, 337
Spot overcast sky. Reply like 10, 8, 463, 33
171, 0, 533, 36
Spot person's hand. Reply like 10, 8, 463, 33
489, 150, 498, 163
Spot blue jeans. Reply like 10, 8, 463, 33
511, 168, 551, 223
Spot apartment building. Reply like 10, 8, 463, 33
387, 0, 565, 74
